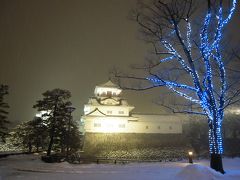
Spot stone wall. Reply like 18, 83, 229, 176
83, 133, 189, 159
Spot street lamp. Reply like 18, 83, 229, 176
188, 151, 193, 164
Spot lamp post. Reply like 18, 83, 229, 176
188, 151, 193, 164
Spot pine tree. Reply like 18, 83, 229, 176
0, 84, 9, 142
66, 120, 82, 154
10, 117, 48, 152
53, 105, 82, 156
28, 117, 48, 152
33, 89, 75, 156
10, 122, 33, 152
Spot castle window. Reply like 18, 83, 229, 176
107, 91, 112, 97
119, 124, 125, 128
169, 126, 172, 130
146, 126, 149, 129
102, 92, 106, 96
107, 110, 112, 114
118, 111, 124, 115
94, 123, 101, 127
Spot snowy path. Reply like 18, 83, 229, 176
0, 154, 240, 180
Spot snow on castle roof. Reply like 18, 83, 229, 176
98, 80, 120, 89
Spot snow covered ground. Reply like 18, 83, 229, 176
0, 154, 240, 180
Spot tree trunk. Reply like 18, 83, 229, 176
28, 142, 32, 153
47, 102, 58, 156
47, 133, 54, 156
61, 141, 65, 154
36, 143, 39, 152
210, 154, 225, 174
208, 114, 225, 174
47, 121, 56, 156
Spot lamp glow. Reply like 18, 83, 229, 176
188, 151, 193, 163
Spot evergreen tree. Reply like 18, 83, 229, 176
67, 120, 82, 154
28, 117, 48, 152
10, 117, 48, 152
10, 121, 33, 152
0, 84, 9, 142
33, 89, 75, 156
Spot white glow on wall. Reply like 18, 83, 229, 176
93, 119, 126, 133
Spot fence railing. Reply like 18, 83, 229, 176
69, 156, 184, 164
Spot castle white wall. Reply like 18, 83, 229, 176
83, 114, 183, 134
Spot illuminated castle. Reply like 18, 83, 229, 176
82, 80, 183, 134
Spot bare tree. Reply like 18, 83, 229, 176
113, 0, 239, 174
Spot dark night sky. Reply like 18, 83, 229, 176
0, 0, 239, 124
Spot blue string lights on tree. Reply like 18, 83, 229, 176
146, 0, 237, 156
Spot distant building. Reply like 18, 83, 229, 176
81, 80, 184, 134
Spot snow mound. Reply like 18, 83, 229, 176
176, 164, 223, 180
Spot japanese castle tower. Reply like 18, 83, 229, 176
82, 80, 183, 134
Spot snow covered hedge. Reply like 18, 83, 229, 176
94, 147, 189, 161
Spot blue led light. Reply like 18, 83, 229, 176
146, 0, 237, 155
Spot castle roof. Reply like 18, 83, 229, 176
98, 80, 120, 89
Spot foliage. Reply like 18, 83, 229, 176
0, 84, 9, 142
183, 114, 240, 157
9, 117, 48, 152
54, 118, 82, 155
223, 113, 240, 139
222, 113, 240, 156
184, 119, 209, 155
33, 88, 81, 156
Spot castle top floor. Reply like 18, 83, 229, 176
94, 80, 122, 97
